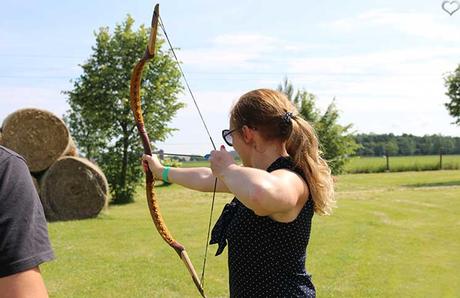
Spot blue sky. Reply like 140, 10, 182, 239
1, 0, 459, 154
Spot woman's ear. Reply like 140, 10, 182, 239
241, 125, 254, 143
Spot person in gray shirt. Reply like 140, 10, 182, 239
0, 145, 54, 297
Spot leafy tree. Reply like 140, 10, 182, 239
397, 134, 416, 156
444, 64, 460, 125
384, 139, 399, 156
433, 134, 454, 154
277, 78, 359, 174
455, 138, 460, 153
372, 142, 385, 156
64, 15, 184, 204
63, 105, 106, 161
417, 136, 434, 155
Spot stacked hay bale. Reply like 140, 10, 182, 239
1, 108, 108, 221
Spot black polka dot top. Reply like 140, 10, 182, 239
210, 156, 316, 297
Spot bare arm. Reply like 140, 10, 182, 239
166, 166, 230, 193
0, 267, 49, 298
218, 164, 306, 216
142, 155, 230, 193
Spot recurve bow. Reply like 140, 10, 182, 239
129, 4, 206, 297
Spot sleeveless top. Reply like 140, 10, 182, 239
210, 156, 316, 297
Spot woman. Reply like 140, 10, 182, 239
143, 88, 335, 297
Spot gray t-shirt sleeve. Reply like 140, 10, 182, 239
0, 151, 54, 277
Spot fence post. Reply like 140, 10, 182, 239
439, 149, 443, 170
386, 153, 390, 172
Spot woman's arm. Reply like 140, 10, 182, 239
142, 154, 230, 193
218, 165, 305, 216
167, 166, 230, 193
210, 147, 307, 216
0, 267, 49, 298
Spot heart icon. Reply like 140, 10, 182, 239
442, 0, 460, 15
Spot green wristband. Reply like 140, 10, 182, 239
162, 166, 171, 183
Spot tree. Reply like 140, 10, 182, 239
64, 15, 184, 204
455, 138, 460, 153
417, 136, 434, 155
397, 134, 416, 156
277, 78, 359, 174
444, 64, 460, 125
353, 133, 460, 156
384, 139, 399, 156
433, 134, 454, 154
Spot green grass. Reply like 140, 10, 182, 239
41, 170, 460, 297
344, 155, 460, 173
181, 160, 211, 168
183, 155, 460, 174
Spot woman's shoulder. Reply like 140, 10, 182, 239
267, 156, 304, 178
265, 156, 311, 223
267, 156, 292, 171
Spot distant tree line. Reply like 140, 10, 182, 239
354, 133, 460, 156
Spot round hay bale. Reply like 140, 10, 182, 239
1, 108, 71, 173
40, 156, 108, 221
65, 137, 79, 157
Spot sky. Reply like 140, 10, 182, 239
1, 0, 459, 155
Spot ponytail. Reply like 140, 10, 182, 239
287, 116, 335, 215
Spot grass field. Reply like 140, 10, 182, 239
42, 170, 460, 297
174, 155, 460, 174
344, 154, 460, 173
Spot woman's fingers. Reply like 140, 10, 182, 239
142, 160, 149, 173
209, 145, 235, 177
142, 154, 151, 162
141, 154, 163, 179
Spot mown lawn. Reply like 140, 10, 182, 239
42, 170, 460, 297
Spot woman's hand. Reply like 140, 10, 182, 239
142, 154, 164, 180
210, 145, 236, 179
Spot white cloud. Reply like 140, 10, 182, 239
178, 33, 283, 71
287, 46, 458, 103
213, 34, 278, 48
282, 44, 460, 137
179, 48, 257, 69
325, 9, 459, 42
288, 47, 459, 75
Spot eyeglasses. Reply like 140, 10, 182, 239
222, 128, 239, 147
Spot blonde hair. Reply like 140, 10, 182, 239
231, 89, 335, 215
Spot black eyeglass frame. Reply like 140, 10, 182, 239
222, 128, 239, 147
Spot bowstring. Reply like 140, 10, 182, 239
158, 15, 217, 290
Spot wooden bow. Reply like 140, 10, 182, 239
129, 4, 206, 297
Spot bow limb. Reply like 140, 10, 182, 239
129, 4, 206, 297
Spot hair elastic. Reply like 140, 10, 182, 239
282, 111, 293, 124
